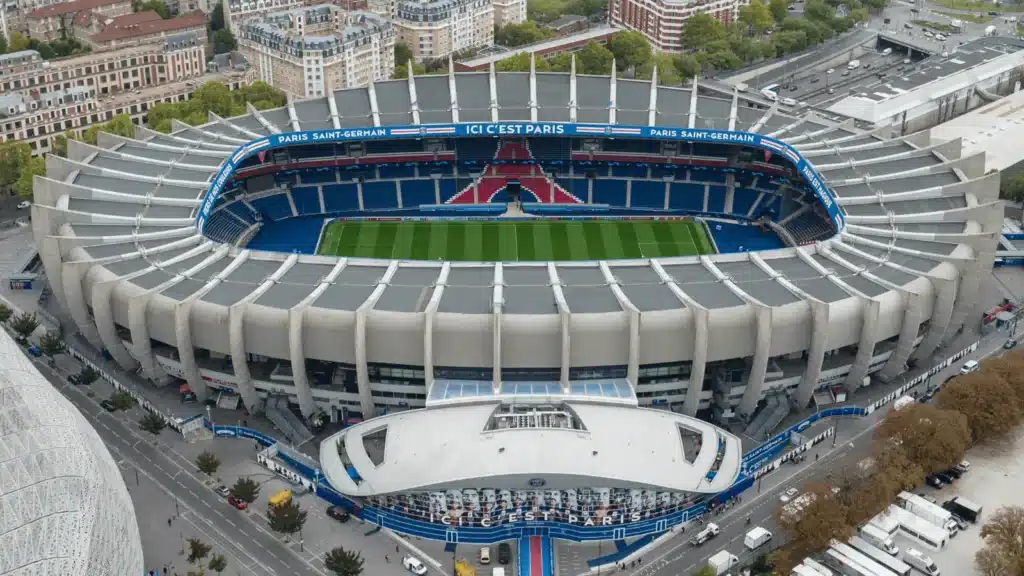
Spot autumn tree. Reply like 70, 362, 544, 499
873, 402, 970, 474
841, 448, 922, 526
773, 483, 853, 573
983, 353, 1024, 410
38, 330, 66, 363
936, 372, 1022, 443
975, 506, 1024, 576
187, 539, 212, 564
325, 547, 364, 576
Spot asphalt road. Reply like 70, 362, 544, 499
43, 363, 328, 576
628, 332, 1009, 576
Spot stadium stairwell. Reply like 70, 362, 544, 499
518, 535, 554, 576
446, 139, 581, 205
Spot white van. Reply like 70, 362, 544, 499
905, 548, 940, 575
882, 47, 892, 55
860, 523, 899, 555
761, 88, 778, 102
480, 547, 491, 564
960, 360, 979, 374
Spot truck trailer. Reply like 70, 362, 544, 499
707, 550, 739, 575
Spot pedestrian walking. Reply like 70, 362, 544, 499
396, 544, 400, 553
385, 555, 390, 563
167, 518, 172, 526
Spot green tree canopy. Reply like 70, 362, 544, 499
769, 0, 789, 21
576, 41, 613, 75
213, 29, 237, 54
146, 81, 286, 132
681, 13, 727, 50
268, 499, 307, 535
607, 30, 653, 71
394, 43, 413, 66
8, 32, 30, 52
133, 0, 170, 18
739, 0, 775, 33
325, 547, 365, 576
674, 54, 702, 79
495, 21, 554, 47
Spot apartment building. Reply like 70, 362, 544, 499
237, 5, 394, 97
26, 0, 133, 42
0, 70, 249, 154
222, 0, 368, 32
608, 0, 745, 52
492, 0, 525, 28
393, 0, 493, 62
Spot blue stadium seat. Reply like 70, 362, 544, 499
225, 201, 255, 224
400, 179, 437, 207
439, 178, 460, 202
301, 168, 339, 184
611, 165, 649, 178
323, 183, 360, 212
669, 183, 705, 212
732, 188, 760, 217
602, 140, 658, 153
708, 221, 785, 254
592, 179, 627, 206
691, 169, 726, 184
426, 164, 454, 176
556, 177, 588, 200
273, 172, 297, 187
246, 217, 325, 254
251, 194, 294, 221
707, 186, 727, 214
456, 138, 498, 162
759, 194, 781, 216
362, 181, 399, 210
379, 165, 417, 179
365, 140, 424, 154
630, 180, 665, 209
651, 165, 686, 180
291, 186, 322, 216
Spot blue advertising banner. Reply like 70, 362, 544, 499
196, 122, 844, 235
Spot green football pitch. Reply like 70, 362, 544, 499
316, 219, 715, 261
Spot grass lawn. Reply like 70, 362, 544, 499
316, 219, 715, 261
934, 9, 991, 22
929, 0, 1024, 11
912, 19, 956, 32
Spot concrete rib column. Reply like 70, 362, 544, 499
288, 259, 348, 418
91, 278, 138, 371
61, 261, 103, 349
796, 300, 830, 408
881, 289, 925, 381
686, 307, 710, 416
845, 297, 881, 392
493, 263, 504, 391
228, 303, 259, 411
738, 305, 772, 417
947, 263, 981, 340
913, 275, 956, 361
355, 262, 399, 419
128, 293, 158, 380
424, 262, 449, 393
175, 297, 207, 401
548, 263, 571, 388
600, 261, 639, 387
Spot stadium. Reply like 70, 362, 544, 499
31, 64, 998, 541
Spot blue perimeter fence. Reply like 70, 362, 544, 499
67, 341, 979, 545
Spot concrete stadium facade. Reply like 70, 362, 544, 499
30, 66, 1001, 425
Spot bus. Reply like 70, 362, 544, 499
823, 548, 886, 576
831, 541, 898, 575
792, 565, 822, 576
885, 505, 949, 550
849, 536, 911, 576
802, 558, 834, 576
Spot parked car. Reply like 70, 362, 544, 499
935, 472, 955, 485
956, 460, 971, 473
327, 506, 351, 523
498, 543, 511, 565
780, 487, 800, 503
960, 360, 979, 374
810, 76, 820, 83
1005, 337, 1018, 349
100, 399, 118, 412
402, 556, 428, 575
68, 374, 81, 384
943, 467, 963, 479
214, 485, 231, 498
925, 474, 944, 488
17, 200, 31, 209
228, 496, 247, 510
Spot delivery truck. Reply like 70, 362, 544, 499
690, 523, 720, 546
943, 496, 982, 523
744, 527, 773, 551
985, 24, 997, 36
707, 550, 739, 575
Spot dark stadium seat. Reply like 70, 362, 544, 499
456, 138, 499, 162
527, 138, 570, 161
692, 170, 727, 184
707, 186, 727, 213
379, 165, 417, 179
592, 179, 627, 206
225, 201, 256, 224
786, 211, 833, 244
301, 168, 339, 185
708, 221, 785, 253
323, 183, 360, 212
362, 181, 399, 210
400, 179, 437, 207
246, 217, 324, 254
668, 183, 705, 212
364, 140, 424, 154
611, 165, 649, 178
251, 194, 294, 221
732, 188, 761, 218
291, 186, 322, 216
204, 212, 249, 244
630, 180, 666, 209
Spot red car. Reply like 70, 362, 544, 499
228, 496, 247, 510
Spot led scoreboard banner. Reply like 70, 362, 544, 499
197, 122, 845, 236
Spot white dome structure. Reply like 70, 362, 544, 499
0, 329, 144, 576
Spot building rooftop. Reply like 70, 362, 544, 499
28, 0, 126, 18
90, 11, 206, 43
456, 26, 617, 70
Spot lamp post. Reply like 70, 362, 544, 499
206, 405, 213, 432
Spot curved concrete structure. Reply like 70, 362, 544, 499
31, 68, 1000, 427
0, 329, 144, 576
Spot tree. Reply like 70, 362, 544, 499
15, 155, 45, 200
37, 330, 66, 363
268, 499, 307, 536
139, 412, 166, 436
146, 81, 285, 131
0, 33, 7, 54
187, 538, 212, 564
8, 32, 30, 52
873, 403, 970, 474
608, 30, 653, 72
213, 29, 236, 54
773, 483, 853, 573
230, 477, 261, 503
674, 54, 702, 79
936, 372, 1022, 443
110, 390, 135, 410
10, 311, 39, 343
496, 53, 535, 72
773, 29, 809, 56
979, 355, 1024, 410
576, 41, 613, 75
0, 141, 32, 189
0, 303, 12, 324
975, 506, 1024, 576
681, 13, 726, 49
207, 554, 227, 574
52, 131, 74, 158
77, 366, 100, 386
1000, 173, 1024, 203
394, 43, 413, 66
133, 0, 170, 18
391, 63, 427, 79
769, 0, 789, 21
83, 114, 135, 144
325, 546, 365, 576
196, 451, 221, 476
210, 2, 225, 30
739, 0, 775, 34
495, 21, 553, 47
